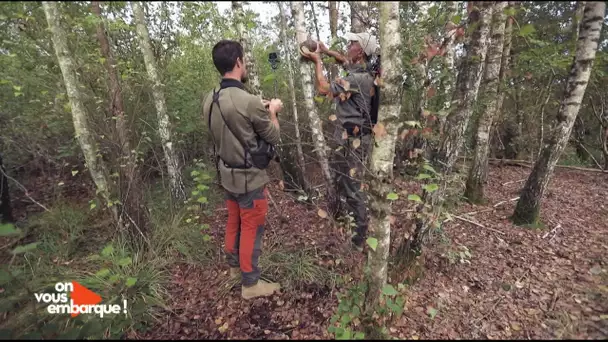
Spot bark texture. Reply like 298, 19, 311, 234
0, 154, 14, 223
132, 1, 186, 201
291, 1, 337, 208
278, 2, 309, 193
43, 1, 119, 223
350, 1, 368, 33
512, 1, 605, 225
232, 1, 262, 97
92, 1, 149, 237
437, 1, 493, 170
465, 1, 507, 204
328, 1, 340, 80
364, 0, 402, 318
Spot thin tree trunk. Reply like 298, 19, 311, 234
465, 1, 507, 204
308, 1, 321, 41
132, 1, 186, 201
92, 1, 149, 238
403, 1, 493, 257
364, 0, 402, 323
436, 1, 493, 170
512, 1, 605, 225
441, 1, 459, 115
278, 1, 310, 194
0, 154, 14, 223
328, 1, 340, 80
350, 1, 368, 33
43, 1, 119, 224
232, 1, 262, 96
291, 1, 337, 212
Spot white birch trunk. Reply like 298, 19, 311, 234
278, 2, 307, 178
42, 1, 119, 223
438, 1, 493, 170
350, 1, 368, 33
232, 1, 262, 96
464, 1, 507, 203
442, 1, 459, 114
291, 1, 337, 207
512, 1, 605, 225
132, 1, 186, 201
364, 0, 403, 314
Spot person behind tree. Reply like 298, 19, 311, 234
202, 40, 283, 299
300, 32, 380, 251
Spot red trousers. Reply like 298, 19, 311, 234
224, 186, 268, 286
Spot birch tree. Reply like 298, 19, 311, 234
350, 1, 368, 33
464, 1, 508, 204
291, 1, 337, 211
42, 1, 119, 223
364, 0, 403, 314
441, 1, 460, 114
92, 1, 149, 235
278, 1, 309, 193
436, 1, 493, 170
132, 1, 186, 201
328, 1, 340, 80
232, 1, 262, 96
512, 1, 605, 225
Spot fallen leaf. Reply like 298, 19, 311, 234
373, 123, 387, 138
342, 130, 348, 140
317, 209, 328, 218
339, 92, 347, 102
412, 335, 419, 340
510, 322, 521, 331
352, 138, 361, 149
427, 87, 436, 98
353, 125, 360, 135
350, 168, 357, 177
329, 114, 337, 121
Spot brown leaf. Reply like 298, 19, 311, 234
339, 92, 347, 102
352, 138, 361, 149
456, 27, 465, 38
422, 109, 431, 117
317, 209, 328, 218
329, 114, 337, 121
353, 125, 360, 135
373, 123, 387, 138
360, 183, 369, 191
369, 87, 376, 97
374, 76, 384, 87
411, 57, 419, 65
342, 130, 348, 140
427, 87, 436, 98
349, 168, 357, 177
525, 72, 533, 80
425, 44, 440, 59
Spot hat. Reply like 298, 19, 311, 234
344, 32, 379, 56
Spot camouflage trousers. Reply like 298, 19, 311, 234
330, 134, 372, 245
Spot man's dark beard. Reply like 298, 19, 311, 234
241, 75, 249, 84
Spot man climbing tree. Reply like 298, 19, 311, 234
300, 30, 380, 250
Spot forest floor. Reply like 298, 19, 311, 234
6, 164, 607, 340
131, 164, 608, 340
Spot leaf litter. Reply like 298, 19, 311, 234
135, 165, 607, 340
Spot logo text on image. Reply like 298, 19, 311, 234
34, 281, 127, 318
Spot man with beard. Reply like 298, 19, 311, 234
202, 40, 283, 299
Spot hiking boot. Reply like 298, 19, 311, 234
229, 267, 240, 280
241, 280, 281, 300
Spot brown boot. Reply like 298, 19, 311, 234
241, 280, 281, 300
229, 267, 240, 280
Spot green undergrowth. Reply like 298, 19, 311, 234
0, 161, 220, 339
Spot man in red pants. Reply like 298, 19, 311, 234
202, 40, 282, 299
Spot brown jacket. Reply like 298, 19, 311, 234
202, 78, 280, 194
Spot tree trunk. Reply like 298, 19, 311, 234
308, 1, 321, 41
0, 154, 14, 223
441, 1, 459, 115
43, 1, 119, 223
291, 1, 337, 212
364, 1, 402, 322
92, 1, 149, 239
232, 1, 262, 97
132, 1, 186, 201
350, 1, 368, 33
512, 1, 605, 225
402, 1, 493, 257
436, 1, 493, 171
278, 2, 310, 194
328, 1, 340, 81
465, 1, 507, 204
494, 4, 514, 158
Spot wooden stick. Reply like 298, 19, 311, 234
502, 179, 525, 186
542, 223, 562, 239
454, 215, 506, 235
485, 158, 607, 173
493, 197, 520, 208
